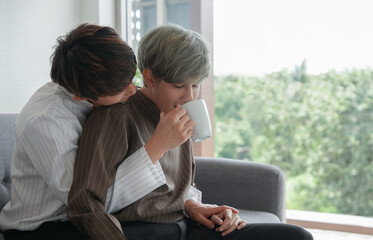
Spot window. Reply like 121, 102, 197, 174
214, 0, 373, 218
123, 0, 190, 55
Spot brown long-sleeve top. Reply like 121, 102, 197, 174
67, 90, 195, 240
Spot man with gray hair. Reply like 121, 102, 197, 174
67, 24, 313, 240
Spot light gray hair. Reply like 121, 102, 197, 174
137, 24, 211, 85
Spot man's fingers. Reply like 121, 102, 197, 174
185, 119, 194, 130
173, 105, 187, 119
199, 218, 216, 229
211, 215, 223, 225
221, 217, 240, 237
163, 105, 183, 119
229, 207, 239, 213
218, 205, 239, 214
216, 209, 233, 231
208, 206, 233, 215
237, 220, 247, 230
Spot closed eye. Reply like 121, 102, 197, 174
173, 84, 184, 89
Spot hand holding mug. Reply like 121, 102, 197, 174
181, 99, 212, 142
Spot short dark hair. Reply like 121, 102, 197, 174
50, 23, 137, 100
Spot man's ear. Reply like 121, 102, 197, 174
142, 68, 156, 87
73, 95, 89, 101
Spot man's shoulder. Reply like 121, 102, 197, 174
87, 91, 148, 125
17, 83, 89, 132
22, 83, 69, 113
89, 102, 132, 120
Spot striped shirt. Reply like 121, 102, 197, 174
67, 90, 196, 240
0, 82, 166, 231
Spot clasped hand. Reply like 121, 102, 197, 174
185, 200, 247, 237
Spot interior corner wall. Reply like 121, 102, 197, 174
98, 0, 117, 29
80, 0, 99, 24
0, 0, 100, 113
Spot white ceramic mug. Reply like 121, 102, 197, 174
181, 99, 212, 142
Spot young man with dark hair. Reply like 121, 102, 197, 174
0, 23, 187, 240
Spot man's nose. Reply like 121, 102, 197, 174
182, 85, 194, 102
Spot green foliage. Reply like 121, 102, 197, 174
133, 67, 143, 87
215, 65, 373, 217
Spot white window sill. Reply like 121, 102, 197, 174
286, 209, 373, 236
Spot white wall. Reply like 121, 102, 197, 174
0, 0, 118, 113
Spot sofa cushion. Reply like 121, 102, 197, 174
238, 209, 281, 223
0, 114, 17, 210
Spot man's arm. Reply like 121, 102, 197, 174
23, 115, 79, 203
105, 146, 166, 213
67, 109, 129, 240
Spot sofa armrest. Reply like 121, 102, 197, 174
194, 157, 286, 222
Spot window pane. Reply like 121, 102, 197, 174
131, 0, 157, 54
166, 0, 190, 29
130, 0, 190, 49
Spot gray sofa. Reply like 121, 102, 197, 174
0, 113, 285, 238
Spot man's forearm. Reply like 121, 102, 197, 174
106, 147, 166, 213
144, 137, 167, 163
